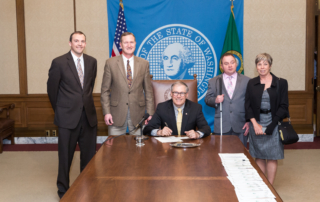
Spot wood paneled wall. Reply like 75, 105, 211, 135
0, 0, 315, 136
0, 94, 108, 136
0, 92, 313, 136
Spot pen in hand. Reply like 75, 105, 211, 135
161, 122, 172, 136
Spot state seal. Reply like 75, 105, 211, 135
137, 24, 218, 101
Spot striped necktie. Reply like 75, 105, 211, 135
127, 60, 132, 87
227, 76, 234, 98
76, 58, 84, 88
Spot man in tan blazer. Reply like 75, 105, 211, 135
101, 32, 154, 136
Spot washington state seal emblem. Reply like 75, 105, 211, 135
137, 24, 218, 101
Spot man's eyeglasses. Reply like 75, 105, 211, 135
172, 92, 187, 97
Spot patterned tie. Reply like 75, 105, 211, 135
76, 58, 84, 88
227, 76, 234, 98
127, 60, 132, 87
177, 108, 182, 137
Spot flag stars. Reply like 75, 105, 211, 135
111, 4, 127, 57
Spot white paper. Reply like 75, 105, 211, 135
235, 190, 275, 199
154, 136, 184, 143
218, 153, 278, 202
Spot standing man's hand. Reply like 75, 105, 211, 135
104, 114, 114, 125
145, 115, 152, 125
242, 122, 250, 136
215, 94, 225, 104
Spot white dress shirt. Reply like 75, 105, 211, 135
70, 51, 84, 75
122, 55, 134, 79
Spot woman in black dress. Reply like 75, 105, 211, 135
245, 53, 289, 184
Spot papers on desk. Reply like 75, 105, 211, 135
154, 136, 190, 143
219, 153, 277, 202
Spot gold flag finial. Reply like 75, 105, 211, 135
231, 0, 235, 19
120, 0, 124, 10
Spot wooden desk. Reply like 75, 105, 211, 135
61, 135, 282, 202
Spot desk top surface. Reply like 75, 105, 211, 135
61, 135, 282, 202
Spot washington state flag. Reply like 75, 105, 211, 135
219, 4, 244, 74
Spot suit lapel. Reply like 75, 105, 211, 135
117, 55, 128, 86
83, 54, 90, 89
181, 100, 190, 135
221, 75, 230, 100
67, 52, 82, 89
232, 73, 242, 99
131, 56, 139, 88
167, 100, 178, 135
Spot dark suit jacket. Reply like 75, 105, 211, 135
47, 51, 97, 129
143, 99, 211, 137
245, 73, 289, 134
205, 73, 250, 133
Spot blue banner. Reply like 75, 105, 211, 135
107, 0, 243, 131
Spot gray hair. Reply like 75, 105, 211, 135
255, 53, 273, 66
171, 81, 189, 93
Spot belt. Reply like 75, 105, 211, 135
260, 109, 271, 114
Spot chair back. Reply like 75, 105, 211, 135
150, 75, 198, 110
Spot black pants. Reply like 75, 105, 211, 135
57, 109, 97, 198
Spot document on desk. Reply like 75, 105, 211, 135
236, 190, 276, 202
154, 136, 190, 143
219, 153, 247, 159
219, 153, 276, 201
238, 197, 277, 202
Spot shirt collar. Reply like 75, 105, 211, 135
173, 102, 185, 111
122, 54, 134, 63
223, 72, 237, 79
70, 51, 83, 62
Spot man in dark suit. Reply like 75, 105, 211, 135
143, 81, 211, 138
47, 31, 97, 199
205, 53, 250, 146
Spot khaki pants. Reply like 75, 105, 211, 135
108, 109, 141, 136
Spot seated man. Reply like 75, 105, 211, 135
143, 81, 211, 139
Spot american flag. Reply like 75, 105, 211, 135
111, 1, 128, 57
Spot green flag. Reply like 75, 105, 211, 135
219, 6, 243, 74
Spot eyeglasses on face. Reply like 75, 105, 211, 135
172, 92, 187, 97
